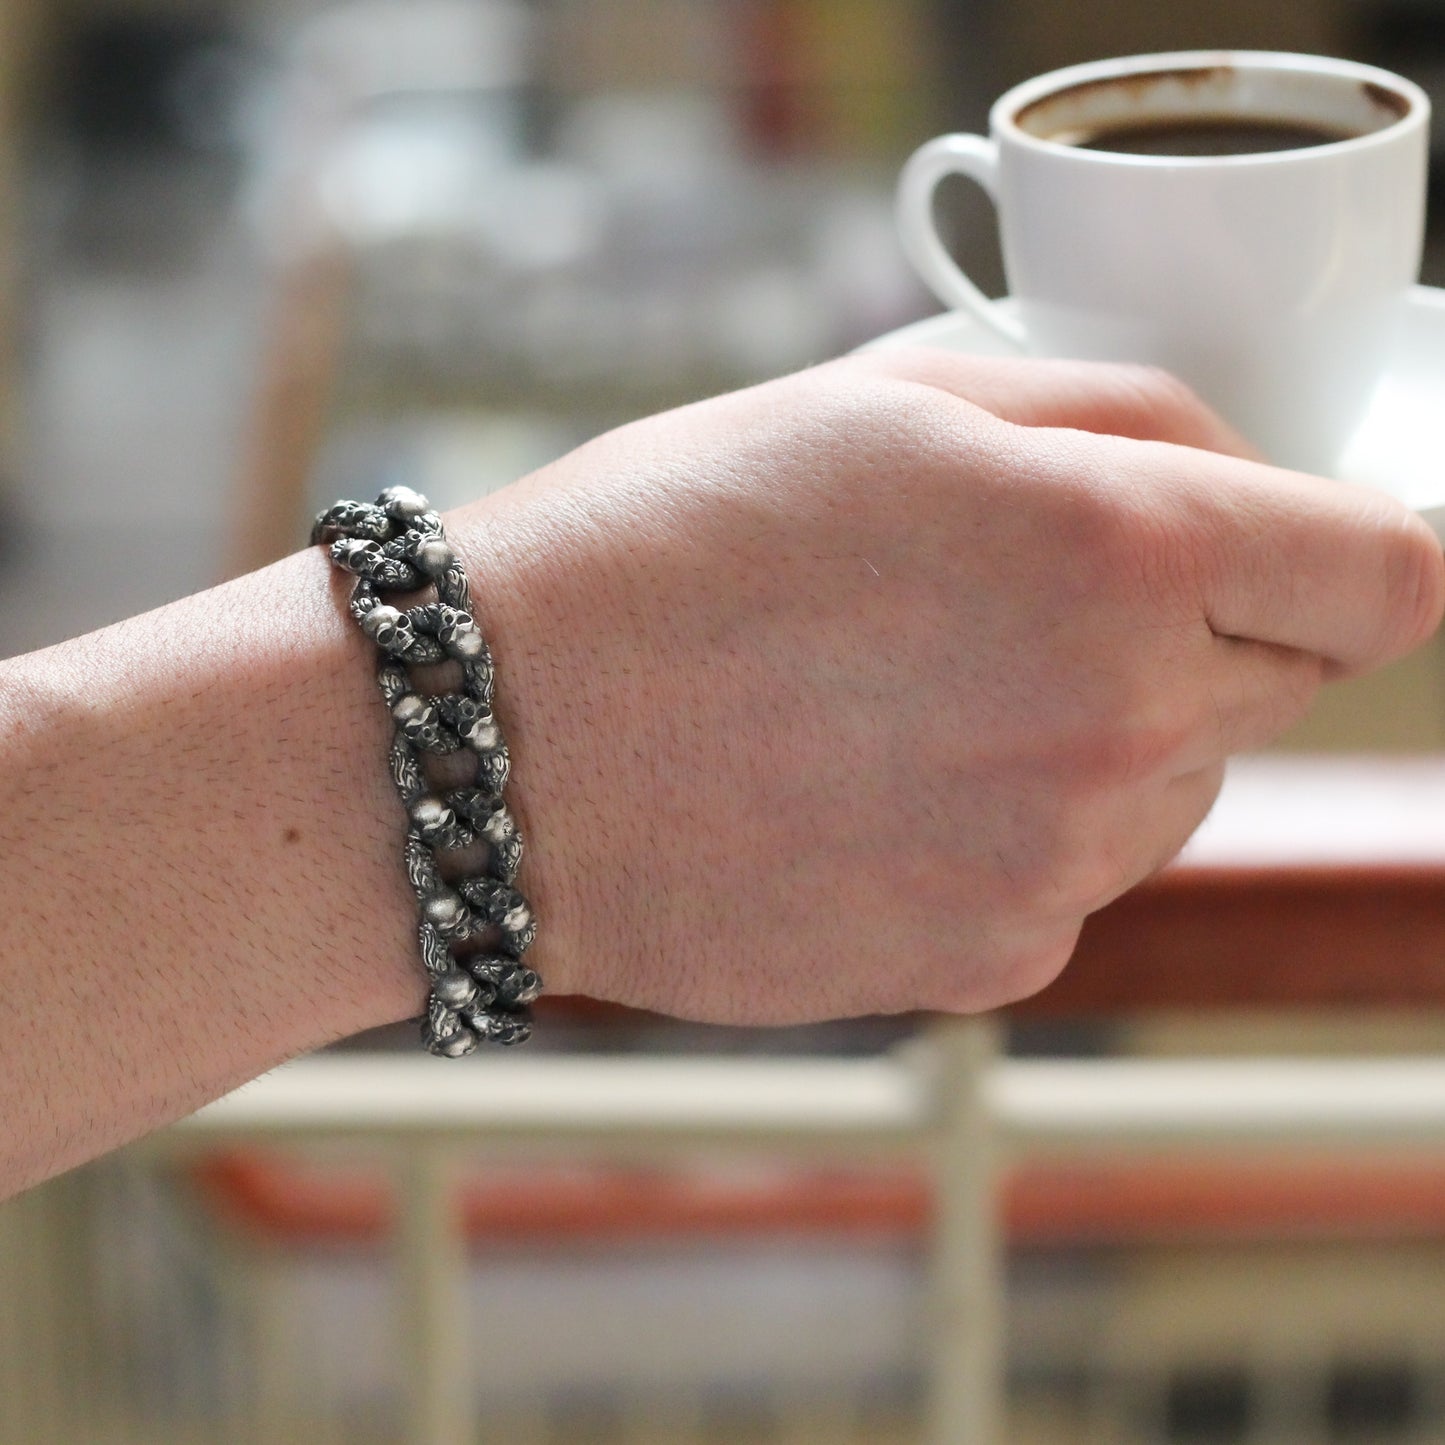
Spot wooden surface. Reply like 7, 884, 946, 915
1022, 756, 1445, 1016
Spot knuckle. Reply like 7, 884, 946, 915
1041, 453, 1193, 605
1056, 835, 1138, 917
1111, 362, 1212, 430
1062, 707, 1191, 790
954, 926, 1083, 1011
791, 363, 959, 462
989, 807, 1119, 921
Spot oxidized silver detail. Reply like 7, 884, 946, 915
408, 795, 475, 851
312, 500, 390, 543
414, 536, 454, 577
389, 736, 427, 804
433, 968, 480, 1009
450, 793, 522, 883
468, 958, 543, 1008
404, 834, 442, 898
461, 657, 495, 707
376, 662, 410, 705
422, 890, 471, 936
442, 564, 471, 613
417, 920, 450, 975
464, 1010, 531, 1046
377, 485, 431, 523
316, 489, 538, 1051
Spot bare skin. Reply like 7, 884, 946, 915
2, 352, 1441, 1199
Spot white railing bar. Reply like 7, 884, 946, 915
168, 1053, 930, 1148
164, 1053, 1445, 1154
990, 1056, 1445, 1152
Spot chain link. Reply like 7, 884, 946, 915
314, 486, 538, 1054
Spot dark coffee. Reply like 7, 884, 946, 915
1071, 115, 1360, 157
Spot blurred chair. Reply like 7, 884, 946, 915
8, 764, 1445, 1440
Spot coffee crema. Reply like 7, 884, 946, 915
1064, 115, 1362, 157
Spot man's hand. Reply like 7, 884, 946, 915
452, 352, 1445, 1022
5, 351, 1440, 1197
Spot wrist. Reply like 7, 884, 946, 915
443, 464, 709, 1014
261, 545, 436, 1034
441, 497, 594, 1002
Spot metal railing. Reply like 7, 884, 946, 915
9, 1020, 1445, 1444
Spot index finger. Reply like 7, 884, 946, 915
1119, 438, 1445, 676
848, 347, 1444, 673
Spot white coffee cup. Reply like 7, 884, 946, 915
896, 51, 1430, 475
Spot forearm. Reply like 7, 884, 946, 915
0, 463, 639, 1199
0, 542, 439, 1195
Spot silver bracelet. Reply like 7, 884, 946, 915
313, 486, 539, 1054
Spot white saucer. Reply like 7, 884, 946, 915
859, 285, 1445, 542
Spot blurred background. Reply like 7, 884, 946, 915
9, 1, 1445, 1442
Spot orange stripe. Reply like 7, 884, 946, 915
191, 1154, 1445, 1250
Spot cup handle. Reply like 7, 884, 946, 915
896, 134, 1026, 349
